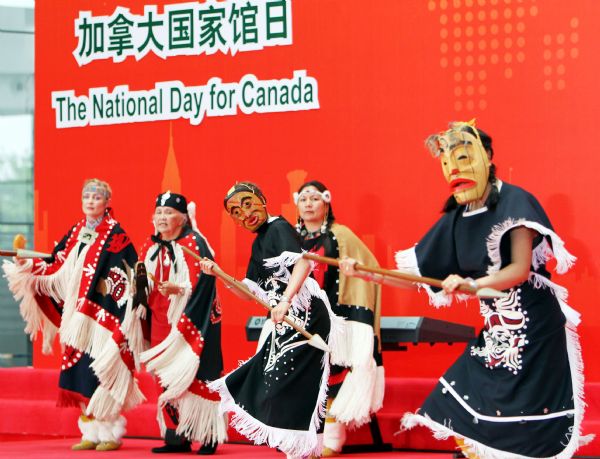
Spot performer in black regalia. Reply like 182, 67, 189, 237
341, 120, 593, 458
294, 180, 384, 456
200, 182, 345, 459
2, 178, 143, 451
135, 192, 227, 455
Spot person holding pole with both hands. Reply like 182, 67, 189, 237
2, 178, 143, 452
199, 182, 346, 459
336, 120, 592, 459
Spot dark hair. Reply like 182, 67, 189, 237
441, 126, 500, 212
223, 181, 267, 209
296, 180, 335, 234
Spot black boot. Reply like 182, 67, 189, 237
152, 429, 192, 453
152, 443, 192, 453
197, 442, 218, 455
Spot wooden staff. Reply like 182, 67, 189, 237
0, 233, 52, 259
180, 245, 330, 352
303, 253, 507, 299
0, 249, 54, 258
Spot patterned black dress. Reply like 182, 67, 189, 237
398, 183, 591, 459
209, 217, 343, 457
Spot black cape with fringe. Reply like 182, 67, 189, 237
402, 183, 586, 458
210, 217, 332, 457
36, 217, 138, 412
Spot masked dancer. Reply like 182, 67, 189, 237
342, 120, 592, 458
294, 181, 384, 456
2, 178, 143, 451
135, 192, 226, 455
200, 182, 345, 459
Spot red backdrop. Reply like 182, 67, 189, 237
35, 0, 600, 383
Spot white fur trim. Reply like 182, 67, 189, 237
242, 278, 269, 303
312, 353, 331, 439
141, 327, 199, 401
78, 416, 100, 443
564, 322, 595, 453
173, 391, 228, 445
97, 415, 126, 443
486, 218, 576, 276
2, 259, 58, 354
323, 421, 346, 452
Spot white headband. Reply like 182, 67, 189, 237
293, 189, 332, 205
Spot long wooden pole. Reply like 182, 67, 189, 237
302, 253, 506, 299
0, 249, 53, 258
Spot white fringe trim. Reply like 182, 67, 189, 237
312, 352, 331, 439
2, 259, 58, 354
371, 365, 385, 414
86, 369, 145, 419
208, 375, 324, 457
529, 272, 581, 326
144, 241, 193, 325
400, 325, 593, 458
339, 321, 374, 368
330, 360, 377, 427
173, 391, 228, 445
486, 218, 576, 276
262, 250, 315, 280
329, 322, 380, 427
35, 243, 88, 313
564, 322, 595, 453
395, 246, 455, 307
78, 416, 100, 443
58, 309, 146, 418
265, 251, 348, 365
243, 268, 348, 367
203, 251, 348, 455
120, 298, 147, 370
3, 249, 144, 419
141, 327, 199, 401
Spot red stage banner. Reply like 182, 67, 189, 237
35, 0, 600, 382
